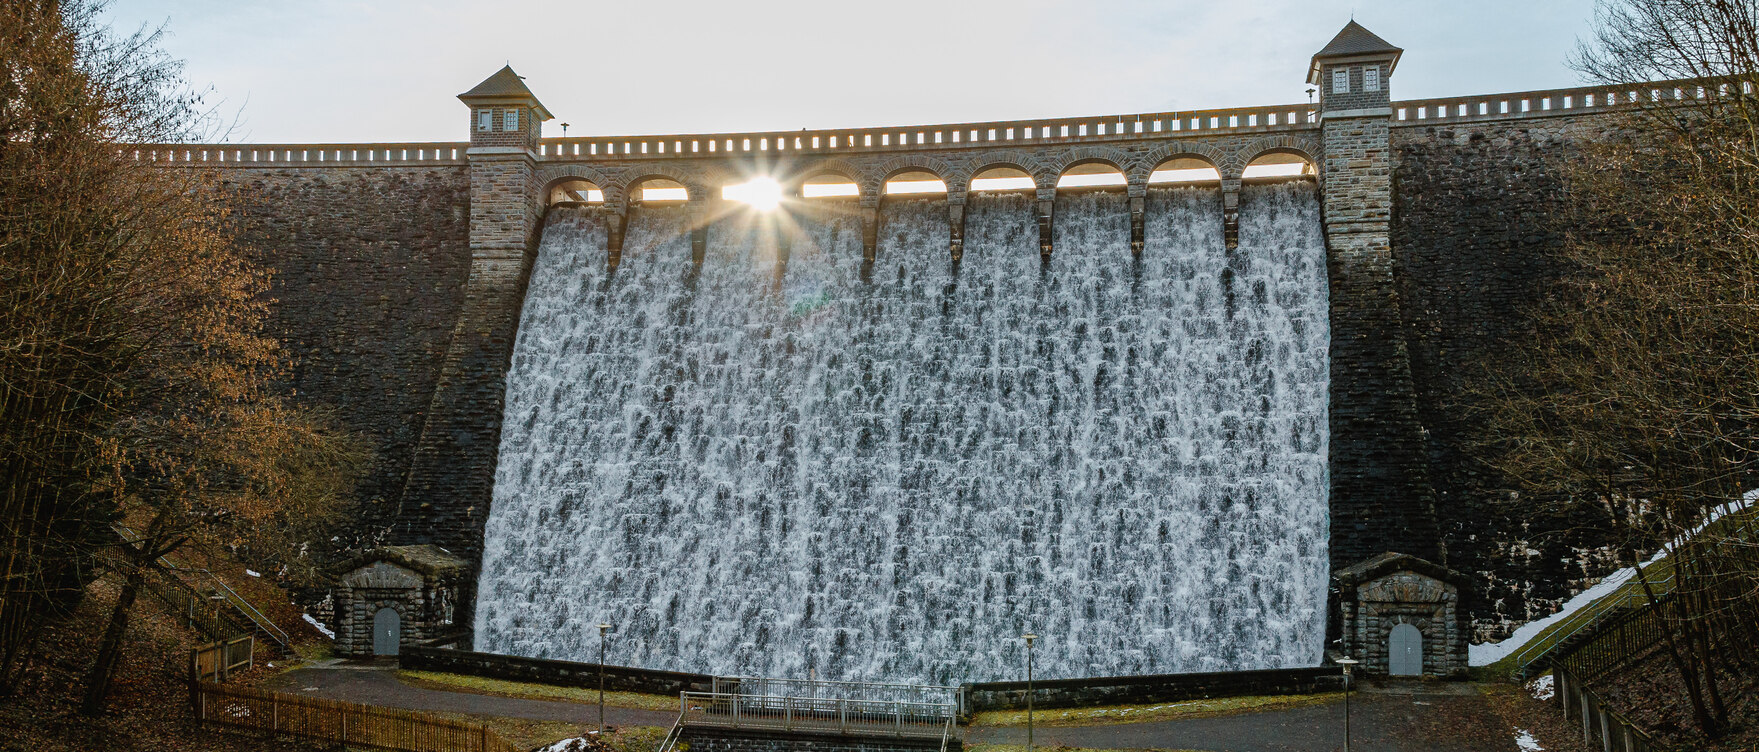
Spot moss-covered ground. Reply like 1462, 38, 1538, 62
397, 669, 679, 712
968, 692, 1343, 728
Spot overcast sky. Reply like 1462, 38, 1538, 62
104, 1, 1603, 144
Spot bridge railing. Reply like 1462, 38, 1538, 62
124, 142, 468, 166
678, 690, 955, 740
535, 103, 1317, 159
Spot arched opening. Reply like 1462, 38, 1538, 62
1148, 157, 1222, 185
884, 169, 946, 196
632, 177, 690, 203
1388, 623, 1423, 676
800, 173, 860, 199
372, 607, 401, 657
1242, 151, 1316, 180
1056, 161, 1127, 190
970, 166, 1035, 193
548, 178, 604, 205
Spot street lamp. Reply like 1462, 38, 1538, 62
1023, 633, 1038, 752
598, 623, 612, 734
1335, 656, 1359, 752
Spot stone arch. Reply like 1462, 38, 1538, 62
1050, 145, 1135, 179
874, 154, 955, 196
1235, 134, 1322, 179
957, 158, 1043, 194
611, 163, 721, 203
1136, 143, 1230, 184
793, 159, 871, 196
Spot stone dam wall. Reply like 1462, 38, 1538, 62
175, 84, 1654, 643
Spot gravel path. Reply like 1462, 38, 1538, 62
261, 663, 677, 726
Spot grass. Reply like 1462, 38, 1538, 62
965, 745, 1210, 752
968, 692, 1343, 728
397, 669, 680, 712
422, 710, 667, 751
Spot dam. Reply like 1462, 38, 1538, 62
138, 21, 1672, 678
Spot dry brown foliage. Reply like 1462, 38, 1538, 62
0, 0, 367, 715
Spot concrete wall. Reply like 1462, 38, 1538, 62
964, 666, 1344, 712
400, 644, 714, 695
222, 166, 471, 550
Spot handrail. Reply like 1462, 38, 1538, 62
1508, 571, 1675, 679
677, 690, 955, 740
656, 702, 687, 752
111, 523, 294, 653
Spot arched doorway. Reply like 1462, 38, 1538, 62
373, 607, 401, 657
1388, 623, 1422, 676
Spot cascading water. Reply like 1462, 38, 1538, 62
474, 181, 1331, 683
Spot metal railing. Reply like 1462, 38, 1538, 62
678, 691, 956, 740
712, 676, 963, 715
1509, 572, 1675, 679
1555, 665, 1664, 752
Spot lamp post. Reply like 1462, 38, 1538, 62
1023, 633, 1038, 752
1335, 656, 1359, 752
597, 623, 612, 734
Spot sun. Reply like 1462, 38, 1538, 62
725, 176, 784, 211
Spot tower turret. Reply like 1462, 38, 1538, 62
458, 65, 552, 152
1308, 21, 1402, 116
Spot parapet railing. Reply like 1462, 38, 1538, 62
677, 690, 956, 740
125, 142, 467, 166
1394, 78, 1745, 125
536, 103, 1317, 160
127, 77, 1726, 167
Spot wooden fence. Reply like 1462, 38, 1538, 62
194, 681, 520, 752
191, 636, 254, 682
1555, 665, 1665, 752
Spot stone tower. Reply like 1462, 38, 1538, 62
1309, 23, 1442, 568
400, 67, 552, 586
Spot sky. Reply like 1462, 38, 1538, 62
102, 1, 1604, 144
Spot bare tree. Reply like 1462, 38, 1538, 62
1472, 0, 1759, 740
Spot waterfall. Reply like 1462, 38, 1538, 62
474, 181, 1330, 684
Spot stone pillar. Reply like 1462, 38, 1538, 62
859, 195, 880, 262
1309, 25, 1442, 576
399, 68, 552, 597
1035, 187, 1056, 259
1219, 178, 1242, 251
1127, 183, 1146, 256
947, 192, 967, 262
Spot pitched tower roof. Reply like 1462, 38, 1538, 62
1308, 21, 1403, 84
458, 65, 553, 120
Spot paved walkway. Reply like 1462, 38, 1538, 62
261, 661, 677, 726
266, 665, 1522, 752
966, 683, 1520, 752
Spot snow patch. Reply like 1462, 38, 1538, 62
303, 613, 335, 639
1514, 729, 1544, 751
1527, 674, 1554, 701
1470, 490, 1756, 666
245, 569, 260, 577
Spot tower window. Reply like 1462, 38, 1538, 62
1364, 67, 1381, 92
504, 109, 520, 132
477, 109, 491, 132
1333, 68, 1351, 95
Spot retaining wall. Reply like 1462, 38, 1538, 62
678, 728, 956, 752
962, 666, 1343, 712
399, 645, 713, 695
